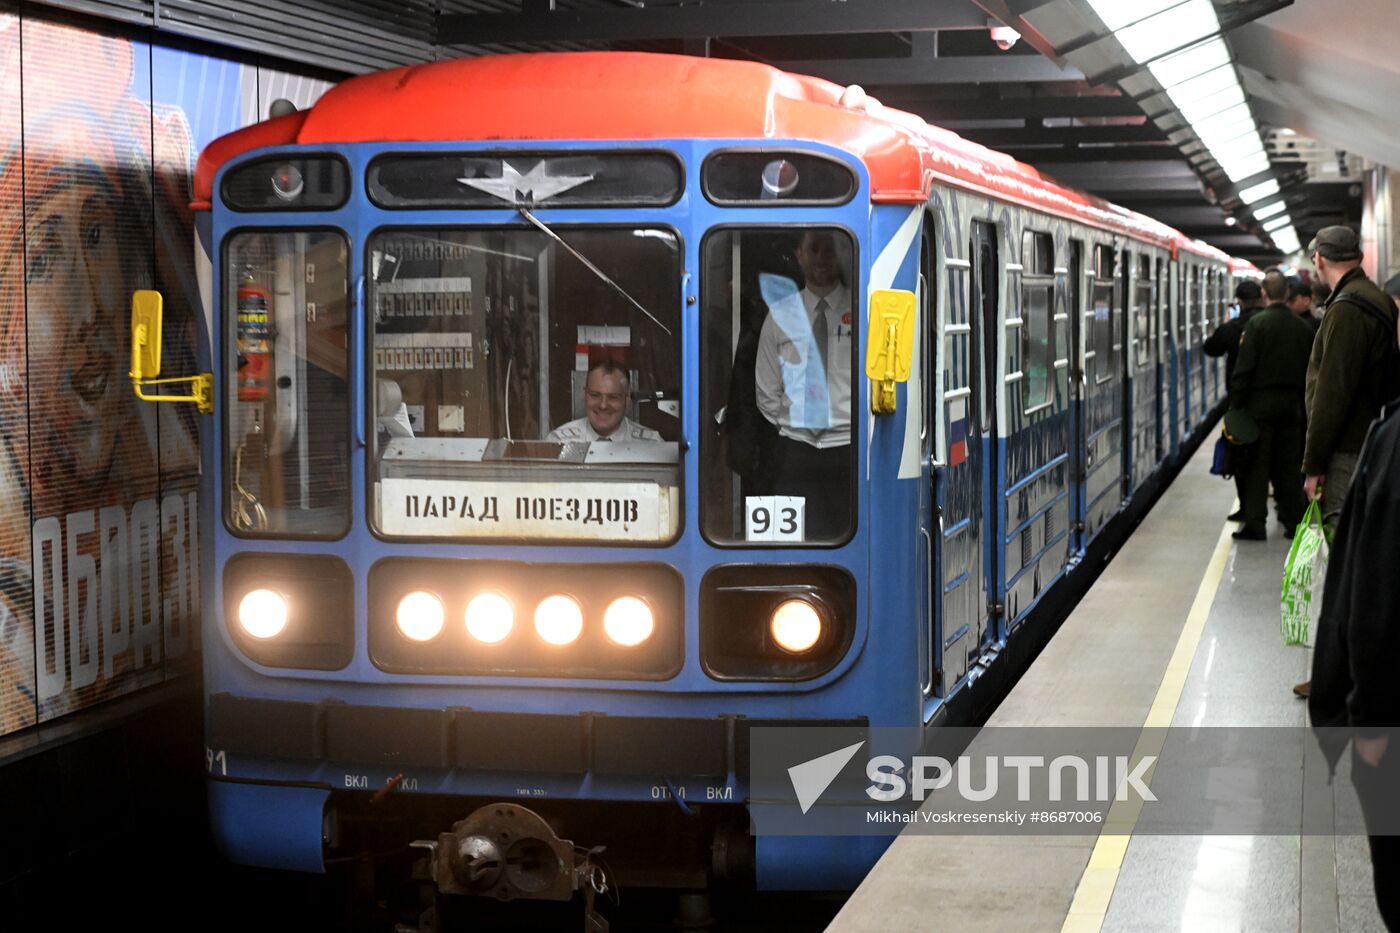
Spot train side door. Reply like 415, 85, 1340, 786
1121, 248, 1135, 499
1067, 239, 1086, 555
918, 217, 942, 700
970, 220, 1001, 650
936, 226, 983, 690
1177, 261, 1192, 441
1157, 256, 1169, 460
1083, 243, 1122, 542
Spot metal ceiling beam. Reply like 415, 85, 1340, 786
970, 0, 1066, 63
1039, 162, 1203, 192
771, 55, 1084, 86
882, 94, 1140, 119
1197, 234, 1276, 250
1138, 206, 1233, 225
997, 143, 1180, 163
439, 1, 986, 45
967, 123, 1163, 146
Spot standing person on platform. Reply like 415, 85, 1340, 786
1206, 277, 1268, 520
754, 229, 852, 541
1302, 226, 1397, 528
1226, 271, 1315, 540
1311, 281, 1331, 312
1309, 395, 1400, 931
1204, 279, 1266, 380
1288, 277, 1321, 336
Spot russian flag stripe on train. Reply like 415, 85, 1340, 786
948, 396, 968, 467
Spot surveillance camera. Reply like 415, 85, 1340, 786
990, 25, 1020, 51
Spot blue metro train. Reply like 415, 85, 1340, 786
129, 51, 1257, 908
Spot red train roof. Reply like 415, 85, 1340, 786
193, 51, 1221, 258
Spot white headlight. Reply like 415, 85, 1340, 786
396, 590, 445, 642
238, 589, 288, 639
465, 592, 514, 644
534, 594, 584, 646
603, 596, 654, 647
770, 599, 822, 653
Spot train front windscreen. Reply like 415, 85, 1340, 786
366, 225, 682, 544
222, 225, 683, 544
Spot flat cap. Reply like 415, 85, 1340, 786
1234, 280, 1262, 300
1307, 225, 1361, 261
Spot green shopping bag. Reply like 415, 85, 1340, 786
1281, 497, 1328, 646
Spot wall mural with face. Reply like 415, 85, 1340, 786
0, 12, 330, 736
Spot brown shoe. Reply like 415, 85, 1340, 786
1293, 681, 1310, 698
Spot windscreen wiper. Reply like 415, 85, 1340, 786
518, 207, 673, 336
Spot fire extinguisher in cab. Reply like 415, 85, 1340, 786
236, 269, 272, 402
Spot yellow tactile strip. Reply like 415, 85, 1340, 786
1061, 517, 1237, 933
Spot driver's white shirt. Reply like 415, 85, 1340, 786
546, 416, 661, 443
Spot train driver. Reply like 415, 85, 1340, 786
547, 360, 661, 443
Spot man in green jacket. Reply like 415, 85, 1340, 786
1302, 226, 1397, 528
1228, 271, 1315, 541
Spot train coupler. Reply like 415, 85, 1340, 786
412, 803, 612, 930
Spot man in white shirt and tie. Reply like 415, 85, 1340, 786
548, 360, 661, 443
753, 229, 853, 540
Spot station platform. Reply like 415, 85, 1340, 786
830, 439, 1389, 932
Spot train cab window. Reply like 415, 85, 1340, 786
224, 231, 351, 537
223, 156, 349, 211
1092, 245, 1117, 384
365, 226, 682, 544
700, 227, 856, 546
1020, 231, 1054, 412
702, 151, 857, 205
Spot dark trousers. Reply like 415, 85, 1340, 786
1239, 405, 1305, 535
1352, 744, 1400, 930
770, 436, 851, 542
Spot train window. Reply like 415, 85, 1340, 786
1021, 231, 1054, 412
1092, 245, 1117, 384
366, 151, 683, 209
702, 151, 857, 206
364, 225, 682, 544
1181, 264, 1191, 346
224, 230, 351, 538
1193, 266, 1203, 330
1094, 244, 1116, 280
700, 227, 856, 546
1134, 254, 1153, 368
222, 156, 349, 212
1024, 229, 1053, 275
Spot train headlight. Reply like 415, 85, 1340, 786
769, 598, 823, 654
465, 592, 514, 644
534, 594, 584, 646
396, 590, 445, 642
238, 588, 289, 639
603, 596, 654, 647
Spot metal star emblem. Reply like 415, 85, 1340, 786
458, 160, 594, 205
